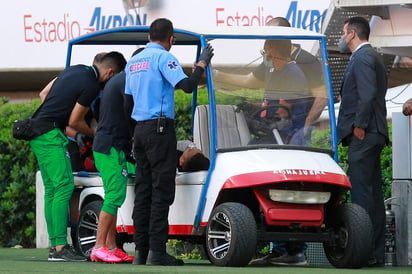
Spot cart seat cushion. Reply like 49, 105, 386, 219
193, 105, 250, 158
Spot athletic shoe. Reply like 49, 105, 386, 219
367, 257, 385, 267
53, 245, 87, 262
48, 247, 62, 262
146, 250, 184, 266
90, 246, 122, 263
249, 252, 282, 266
111, 248, 134, 263
269, 252, 308, 266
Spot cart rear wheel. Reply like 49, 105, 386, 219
206, 202, 257, 267
75, 200, 102, 257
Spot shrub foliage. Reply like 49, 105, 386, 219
0, 98, 40, 247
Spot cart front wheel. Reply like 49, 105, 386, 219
206, 202, 257, 267
324, 203, 373, 268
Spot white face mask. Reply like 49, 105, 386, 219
261, 49, 275, 71
263, 57, 274, 70
338, 36, 351, 53
274, 117, 292, 130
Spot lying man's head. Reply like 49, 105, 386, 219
179, 148, 210, 172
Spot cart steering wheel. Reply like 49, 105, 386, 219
248, 103, 291, 137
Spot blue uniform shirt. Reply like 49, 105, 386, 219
125, 42, 188, 121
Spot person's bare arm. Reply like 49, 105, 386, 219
39, 77, 57, 102
304, 85, 328, 129
65, 126, 78, 139
68, 103, 95, 137
213, 70, 262, 89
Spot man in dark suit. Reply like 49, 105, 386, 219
337, 16, 389, 267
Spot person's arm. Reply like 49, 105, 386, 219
176, 44, 214, 93
304, 85, 327, 130
175, 65, 205, 93
353, 54, 377, 130
39, 77, 57, 102
213, 70, 262, 89
65, 126, 78, 139
124, 94, 136, 133
68, 103, 95, 137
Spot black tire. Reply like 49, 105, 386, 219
323, 203, 373, 268
75, 200, 103, 257
206, 202, 257, 267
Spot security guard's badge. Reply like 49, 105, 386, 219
167, 60, 178, 70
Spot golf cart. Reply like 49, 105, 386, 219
57, 25, 374, 268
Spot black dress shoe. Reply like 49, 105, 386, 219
132, 249, 148, 265
367, 257, 385, 267
146, 250, 184, 266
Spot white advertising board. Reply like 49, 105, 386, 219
0, 0, 330, 70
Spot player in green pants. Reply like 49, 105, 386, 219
30, 52, 126, 261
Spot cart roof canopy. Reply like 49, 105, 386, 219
68, 26, 325, 46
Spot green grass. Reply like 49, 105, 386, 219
0, 248, 410, 274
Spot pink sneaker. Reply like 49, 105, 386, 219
111, 248, 134, 263
90, 246, 122, 263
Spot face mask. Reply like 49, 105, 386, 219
274, 118, 292, 130
338, 37, 351, 53
263, 58, 274, 70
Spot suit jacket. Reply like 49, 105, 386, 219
337, 44, 389, 144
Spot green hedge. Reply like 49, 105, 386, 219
0, 93, 393, 247
0, 97, 40, 247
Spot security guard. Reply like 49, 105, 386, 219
125, 18, 213, 266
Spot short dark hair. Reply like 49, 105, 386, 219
345, 16, 370, 41
101, 51, 127, 73
149, 18, 174, 42
92, 52, 107, 65
266, 39, 291, 58
183, 153, 210, 172
266, 17, 291, 27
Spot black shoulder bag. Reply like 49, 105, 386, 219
12, 102, 44, 141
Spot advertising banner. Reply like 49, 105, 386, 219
0, 0, 329, 70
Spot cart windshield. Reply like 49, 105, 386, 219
207, 37, 332, 151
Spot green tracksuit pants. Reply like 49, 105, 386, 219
93, 148, 128, 215
30, 128, 74, 247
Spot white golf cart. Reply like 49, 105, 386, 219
53, 25, 374, 268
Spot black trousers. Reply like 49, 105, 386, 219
132, 120, 177, 253
347, 132, 386, 263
